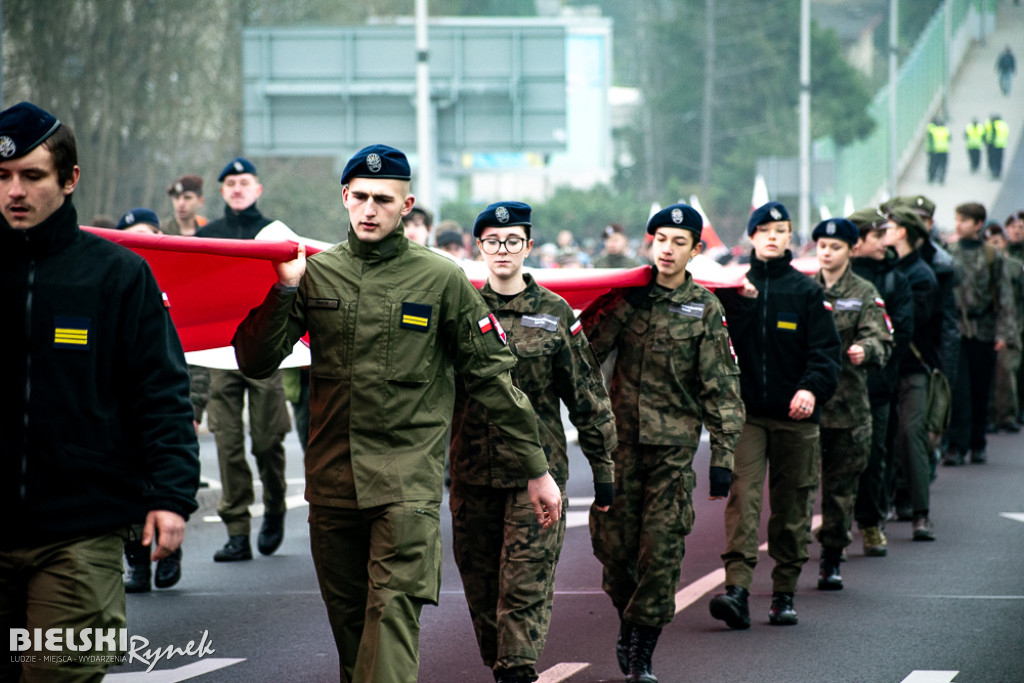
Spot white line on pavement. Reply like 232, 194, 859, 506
999, 512, 1024, 523
202, 493, 308, 523
899, 671, 959, 683
104, 658, 246, 681
536, 662, 590, 683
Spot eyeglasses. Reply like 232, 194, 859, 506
479, 236, 526, 254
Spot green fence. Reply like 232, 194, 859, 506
822, 0, 994, 210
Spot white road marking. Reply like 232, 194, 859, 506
104, 658, 245, 681
536, 662, 590, 682
999, 512, 1024, 524
899, 671, 959, 683
203, 492, 308, 523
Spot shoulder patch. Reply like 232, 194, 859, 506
569, 318, 583, 336
478, 313, 507, 344
823, 300, 834, 312
520, 313, 559, 332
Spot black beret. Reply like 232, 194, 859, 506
473, 201, 532, 238
168, 174, 203, 196
748, 201, 790, 236
0, 102, 61, 161
340, 144, 411, 185
812, 218, 859, 246
646, 203, 703, 238
116, 207, 161, 231
218, 157, 257, 182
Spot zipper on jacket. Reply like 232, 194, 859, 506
761, 274, 769, 406
21, 256, 34, 502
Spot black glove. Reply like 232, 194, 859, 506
594, 481, 615, 508
709, 467, 732, 497
623, 270, 655, 308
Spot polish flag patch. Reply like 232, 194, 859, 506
823, 300, 833, 312
478, 313, 507, 344
162, 292, 171, 309
570, 319, 583, 336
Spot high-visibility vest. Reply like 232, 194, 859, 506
992, 119, 1009, 148
928, 124, 951, 153
964, 123, 985, 150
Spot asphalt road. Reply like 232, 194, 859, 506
105, 420, 1024, 682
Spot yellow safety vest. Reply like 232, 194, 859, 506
964, 123, 984, 150
992, 120, 1009, 148
928, 124, 951, 153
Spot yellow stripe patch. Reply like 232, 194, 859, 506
401, 315, 429, 328
777, 321, 797, 331
54, 328, 89, 344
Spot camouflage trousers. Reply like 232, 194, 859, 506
990, 344, 1021, 425
590, 442, 696, 629
723, 417, 820, 593
816, 423, 871, 550
449, 482, 567, 674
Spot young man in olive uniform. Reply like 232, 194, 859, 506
199, 157, 291, 562
449, 201, 617, 683
985, 223, 1024, 431
710, 202, 841, 629
232, 145, 562, 683
848, 208, 915, 557
583, 204, 745, 682
811, 218, 893, 589
0, 101, 199, 682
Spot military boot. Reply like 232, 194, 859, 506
494, 665, 536, 683
214, 535, 253, 562
154, 548, 183, 589
626, 624, 661, 683
258, 513, 285, 556
817, 547, 843, 590
124, 539, 152, 593
861, 526, 888, 557
616, 612, 634, 674
768, 592, 798, 625
709, 585, 750, 629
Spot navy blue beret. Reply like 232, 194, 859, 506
473, 201, 532, 238
218, 157, 257, 182
0, 102, 61, 161
812, 218, 858, 246
748, 201, 790, 236
646, 203, 703, 237
116, 207, 161, 231
340, 144, 411, 185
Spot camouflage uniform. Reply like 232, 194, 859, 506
813, 267, 893, 551
449, 274, 616, 677
582, 271, 744, 628
989, 252, 1024, 426
945, 239, 1018, 455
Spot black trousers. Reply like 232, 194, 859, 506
947, 337, 997, 453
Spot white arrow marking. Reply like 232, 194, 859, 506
999, 512, 1024, 524
536, 662, 589, 682
104, 658, 245, 682
900, 671, 959, 683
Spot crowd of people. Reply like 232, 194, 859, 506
4, 96, 1023, 683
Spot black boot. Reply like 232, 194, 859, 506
214, 535, 252, 562
494, 665, 536, 683
817, 547, 843, 591
768, 592, 798, 625
154, 548, 183, 589
626, 624, 661, 683
258, 513, 285, 556
124, 539, 151, 593
709, 585, 750, 629
616, 610, 634, 674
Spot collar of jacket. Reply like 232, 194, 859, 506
748, 249, 794, 281
957, 237, 982, 251
0, 197, 78, 259
815, 260, 857, 292
648, 267, 699, 304
481, 272, 539, 311
347, 223, 407, 263
222, 202, 264, 228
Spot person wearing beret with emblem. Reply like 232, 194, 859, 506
847, 208, 915, 558
582, 203, 744, 681
0, 102, 199, 681
115, 207, 162, 235
165, 174, 207, 236
709, 201, 841, 630
197, 156, 291, 563
810, 218, 893, 589
882, 206, 941, 540
232, 144, 563, 683
448, 201, 617, 683
593, 222, 640, 269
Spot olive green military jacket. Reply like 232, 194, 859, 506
947, 239, 1018, 343
450, 274, 616, 490
1004, 252, 1024, 345
814, 266, 894, 429
233, 227, 549, 509
580, 272, 744, 470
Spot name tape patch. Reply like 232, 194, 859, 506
308, 298, 340, 310
520, 313, 558, 332
669, 302, 705, 318
834, 298, 863, 312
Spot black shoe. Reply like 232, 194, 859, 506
214, 535, 253, 562
942, 450, 965, 467
817, 554, 843, 591
768, 592, 798, 625
970, 449, 987, 464
494, 665, 536, 683
154, 548, 182, 589
709, 585, 750, 630
626, 624, 661, 683
258, 513, 285, 556
1000, 421, 1020, 433
124, 539, 151, 593
912, 516, 935, 541
616, 618, 634, 674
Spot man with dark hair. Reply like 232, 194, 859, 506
165, 174, 206, 236
0, 101, 199, 681
199, 157, 291, 563
403, 205, 433, 246
593, 223, 640, 268
233, 144, 562, 683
